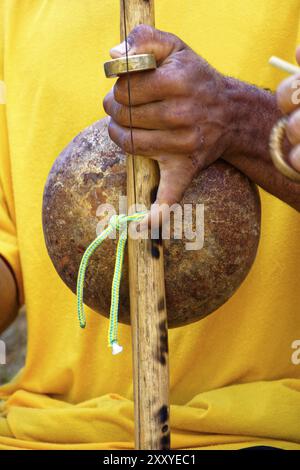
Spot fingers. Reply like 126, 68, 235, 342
110, 24, 185, 64
286, 109, 300, 145
277, 46, 300, 114
278, 104, 300, 172
108, 24, 186, 107
112, 64, 188, 106
104, 24, 219, 230
107, 119, 202, 156
103, 90, 194, 130
276, 73, 300, 114
284, 108, 300, 172
137, 157, 200, 232
289, 145, 300, 172
155, 158, 197, 204
275, 47, 300, 173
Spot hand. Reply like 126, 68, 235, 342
276, 47, 300, 173
103, 25, 233, 208
0, 256, 18, 333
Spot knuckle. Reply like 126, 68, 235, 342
108, 120, 130, 152
113, 80, 127, 105
290, 144, 300, 171
172, 70, 189, 96
105, 96, 129, 126
158, 68, 187, 99
169, 101, 193, 127
129, 24, 154, 46
288, 116, 298, 136
287, 111, 300, 142
166, 108, 183, 128
166, 112, 180, 128
165, 31, 183, 49
103, 94, 111, 114
276, 77, 294, 111
185, 128, 201, 153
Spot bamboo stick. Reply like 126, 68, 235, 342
120, 0, 170, 450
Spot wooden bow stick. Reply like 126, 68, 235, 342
105, 0, 170, 450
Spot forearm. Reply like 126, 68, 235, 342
0, 256, 18, 333
223, 78, 300, 211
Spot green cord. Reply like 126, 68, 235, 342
76, 211, 148, 355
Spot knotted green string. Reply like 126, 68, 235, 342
76, 211, 147, 355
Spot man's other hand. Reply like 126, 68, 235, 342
277, 47, 300, 173
0, 257, 18, 333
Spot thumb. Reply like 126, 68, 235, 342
110, 24, 185, 64
137, 159, 194, 233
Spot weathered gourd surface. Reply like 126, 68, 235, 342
43, 117, 261, 327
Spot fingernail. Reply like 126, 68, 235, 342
110, 41, 130, 56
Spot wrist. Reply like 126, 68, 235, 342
222, 76, 282, 162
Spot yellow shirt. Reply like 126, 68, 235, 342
0, 0, 300, 450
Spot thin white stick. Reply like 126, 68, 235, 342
269, 56, 300, 75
